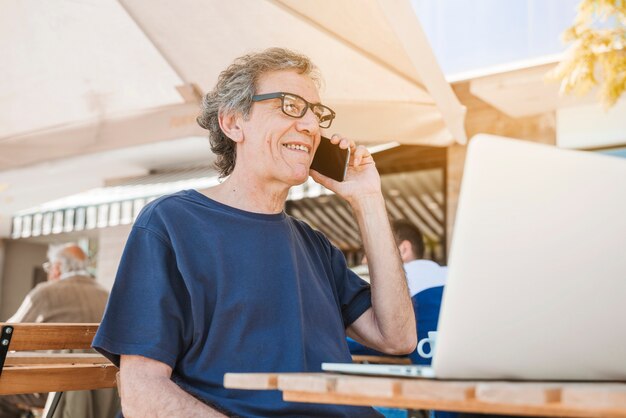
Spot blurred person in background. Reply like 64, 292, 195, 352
1, 243, 119, 418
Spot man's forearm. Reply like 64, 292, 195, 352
351, 193, 416, 352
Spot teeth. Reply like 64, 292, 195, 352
284, 144, 309, 153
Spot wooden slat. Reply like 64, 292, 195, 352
278, 373, 336, 393
223, 373, 278, 390
4, 353, 110, 366
1, 323, 99, 351
476, 382, 561, 405
402, 379, 475, 401
562, 384, 626, 408
0, 363, 118, 395
282, 389, 500, 414
335, 375, 400, 398
351, 355, 411, 365
282, 389, 626, 417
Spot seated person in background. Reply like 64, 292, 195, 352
348, 219, 447, 365
2, 243, 120, 418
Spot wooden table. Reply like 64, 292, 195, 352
224, 372, 626, 417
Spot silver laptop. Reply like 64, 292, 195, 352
324, 134, 626, 381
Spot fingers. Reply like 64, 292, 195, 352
310, 169, 337, 190
352, 145, 371, 167
330, 134, 355, 151
329, 134, 371, 166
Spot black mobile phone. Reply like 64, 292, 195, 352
310, 136, 350, 182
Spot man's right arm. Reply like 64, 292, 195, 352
120, 355, 226, 418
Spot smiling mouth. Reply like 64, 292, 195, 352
283, 144, 310, 154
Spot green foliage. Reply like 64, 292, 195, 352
548, 0, 626, 108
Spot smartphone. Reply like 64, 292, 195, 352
310, 136, 350, 182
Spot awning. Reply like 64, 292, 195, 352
11, 169, 445, 260
0, 0, 466, 172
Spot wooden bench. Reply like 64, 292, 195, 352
0, 323, 118, 417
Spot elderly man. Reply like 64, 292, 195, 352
9, 244, 109, 324
94, 48, 416, 417
3, 243, 119, 418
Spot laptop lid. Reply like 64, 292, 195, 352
433, 135, 626, 380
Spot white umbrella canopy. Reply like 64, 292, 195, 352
0, 0, 192, 169
120, 0, 466, 143
0, 0, 466, 171
0, 0, 466, 236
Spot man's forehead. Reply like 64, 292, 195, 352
256, 70, 320, 101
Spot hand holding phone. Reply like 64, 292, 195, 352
310, 136, 350, 182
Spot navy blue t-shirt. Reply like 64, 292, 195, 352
93, 190, 381, 417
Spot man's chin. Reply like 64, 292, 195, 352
285, 166, 310, 186
289, 173, 309, 186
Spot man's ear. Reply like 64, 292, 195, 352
398, 240, 414, 262
218, 111, 244, 143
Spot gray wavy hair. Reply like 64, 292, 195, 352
47, 243, 89, 275
197, 47, 321, 178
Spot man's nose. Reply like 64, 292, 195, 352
295, 107, 320, 135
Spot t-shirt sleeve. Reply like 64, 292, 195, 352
327, 241, 372, 328
92, 226, 192, 369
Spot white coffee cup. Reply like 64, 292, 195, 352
417, 331, 437, 359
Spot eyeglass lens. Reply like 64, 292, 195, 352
282, 94, 333, 128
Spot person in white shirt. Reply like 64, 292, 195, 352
393, 219, 447, 297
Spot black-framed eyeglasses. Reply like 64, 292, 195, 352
251, 92, 336, 129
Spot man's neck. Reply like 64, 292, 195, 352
205, 171, 291, 214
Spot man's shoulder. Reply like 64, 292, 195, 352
286, 214, 311, 231
286, 215, 330, 245
25, 279, 60, 302
61, 275, 109, 293
134, 190, 197, 226
405, 259, 446, 272
32, 276, 107, 296
405, 259, 448, 296
29, 280, 55, 293
404, 260, 448, 281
